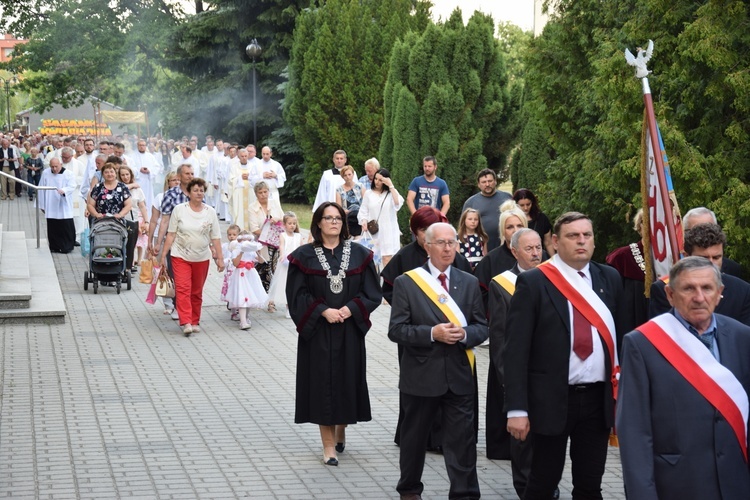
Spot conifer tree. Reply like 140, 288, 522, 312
379, 9, 511, 231
285, 0, 429, 200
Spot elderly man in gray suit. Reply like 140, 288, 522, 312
617, 256, 750, 499
389, 222, 487, 500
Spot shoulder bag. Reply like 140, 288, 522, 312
155, 266, 176, 298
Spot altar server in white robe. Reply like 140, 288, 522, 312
38, 157, 77, 253
216, 145, 236, 222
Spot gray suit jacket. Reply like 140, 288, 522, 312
616, 313, 750, 500
388, 264, 488, 397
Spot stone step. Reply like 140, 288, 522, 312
0, 238, 66, 324
0, 230, 31, 309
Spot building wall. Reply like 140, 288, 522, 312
534, 0, 554, 37
0, 34, 27, 62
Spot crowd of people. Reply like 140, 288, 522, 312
7, 129, 750, 499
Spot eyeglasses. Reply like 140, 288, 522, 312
321, 216, 343, 224
428, 239, 458, 248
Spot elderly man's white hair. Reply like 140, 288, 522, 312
425, 222, 457, 242
682, 207, 717, 229
510, 227, 539, 250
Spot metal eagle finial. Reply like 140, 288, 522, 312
624, 40, 654, 79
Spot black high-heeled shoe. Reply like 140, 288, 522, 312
323, 455, 338, 466
335, 442, 345, 453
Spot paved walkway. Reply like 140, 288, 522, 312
0, 197, 625, 499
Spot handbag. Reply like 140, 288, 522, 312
366, 219, 379, 235
155, 267, 175, 298
145, 265, 160, 304
80, 227, 90, 257
258, 219, 283, 249
367, 192, 390, 236
139, 258, 156, 284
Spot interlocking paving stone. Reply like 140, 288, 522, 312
0, 200, 626, 498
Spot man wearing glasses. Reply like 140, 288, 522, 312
388, 222, 487, 500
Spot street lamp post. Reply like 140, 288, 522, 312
245, 39, 262, 145
0, 75, 18, 131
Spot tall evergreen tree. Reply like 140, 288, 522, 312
379, 9, 511, 232
284, 0, 430, 201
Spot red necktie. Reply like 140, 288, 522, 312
438, 273, 448, 292
573, 271, 593, 360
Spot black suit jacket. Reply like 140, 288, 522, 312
723, 257, 744, 281
388, 264, 488, 397
503, 261, 623, 435
617, 313, 750, 499
649, 273, 750, 327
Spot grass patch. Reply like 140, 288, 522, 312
281, 202, 313, 231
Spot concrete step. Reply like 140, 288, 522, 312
0, 238, 66, 324
0, 230, 31, 309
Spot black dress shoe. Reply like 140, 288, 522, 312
74, 241, 81, 247
335, 442, 345, 453
323, 456, 338, 466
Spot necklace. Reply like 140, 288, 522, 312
629, 243, 646, 274
314, 239, 351, 294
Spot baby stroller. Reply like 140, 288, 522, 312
83, 216, 132, 294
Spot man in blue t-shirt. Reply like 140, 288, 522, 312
406, 156, 450, 216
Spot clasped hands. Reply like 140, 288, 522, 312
432, 322, 465, 344
322, 306, 352, 324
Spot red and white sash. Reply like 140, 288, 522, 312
638, 314, 749, 462
538, 256, 620, 397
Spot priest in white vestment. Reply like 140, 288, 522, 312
258, 146, 286, 202
38, 157, 77, 253
60, 147, 87, 244
130, 139, 160, 212
312, 149, 354, 211
228, 149, 261, 230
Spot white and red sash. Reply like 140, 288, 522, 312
537, 256, 620, 398
638, 313, 749, 462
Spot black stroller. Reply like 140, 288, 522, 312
83, 217, 132, 294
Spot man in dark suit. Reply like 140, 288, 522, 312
486, 228, 561, 499
682, 206, 744, 279
617, 256, 750, 498
649, 223, 750, 325
389, 222, 487, 500
504, 212, 623, 500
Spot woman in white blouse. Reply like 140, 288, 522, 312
161, 178, 224, 336
358, 167, 404, 268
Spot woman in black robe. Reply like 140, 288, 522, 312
287, 202, 382, 467
605, 209, 650, 334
